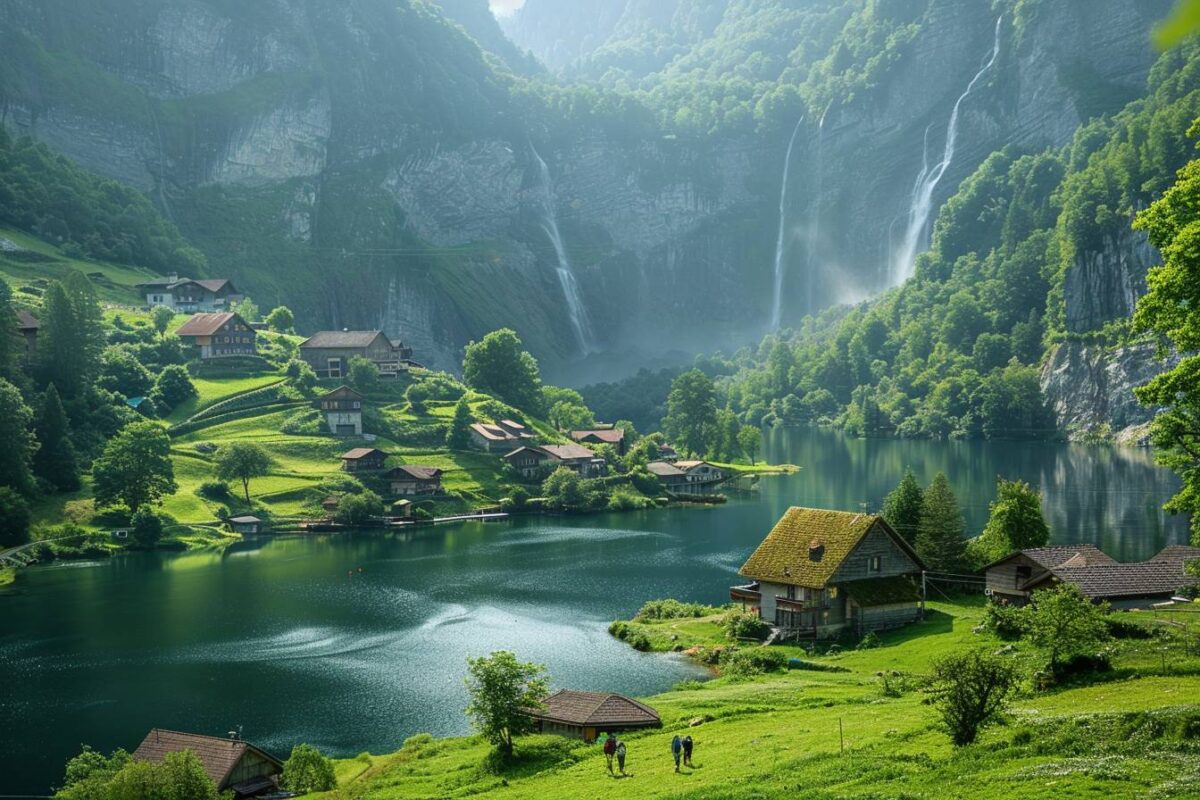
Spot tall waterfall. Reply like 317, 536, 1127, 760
769, 116, 805, 330
805, 105, 831, 315
531, 145, 597, 355
892, 16, 1002, 285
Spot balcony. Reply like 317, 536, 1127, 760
775, 596, 829, 612
730, 583, 761, 604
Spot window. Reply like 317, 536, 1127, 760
869, 555, 882, 572
1015, 565, 1031, 589
785, 585, 796, 601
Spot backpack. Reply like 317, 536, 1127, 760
604, 737, 616, 755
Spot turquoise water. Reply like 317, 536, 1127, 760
0, 428, 1187, 794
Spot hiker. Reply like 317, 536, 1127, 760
603, 732, 616, 774
616, 739, 627, 775
671, 734, 682, 772
682, 734, 694, 767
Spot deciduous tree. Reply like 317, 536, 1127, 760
281, 744, 336, 793
1025, 583, 1111, 673
464, 651, 549, 755
929, 650, 1017, 746
737, 425, 761, 465
265, 305, 295, 333
462, 329, 543, 415
0, 487, 30, 547
973, 478, 1050, 564
150, 305, 175, 339
216, 442, 271, 504
92, 420, 177, 512
663, 369, 716, 457
0, 378, 37, 494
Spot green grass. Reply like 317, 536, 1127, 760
0, 226, 153, 306
313, 599, 1200, 800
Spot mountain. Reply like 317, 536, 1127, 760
0, 0, 1184, 414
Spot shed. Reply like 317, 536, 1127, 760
132, 729, 282, 796
226, 515, 264, 534
523, 690, 661, 743
340, 447, 389, 472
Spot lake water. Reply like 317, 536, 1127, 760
1, 428, 1189, 794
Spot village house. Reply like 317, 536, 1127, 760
315, 385, 364, 436
732, 507, 925, 638
340, 447, 389, 473
984, 544, 1200, 609
298, 330, 414, 379
570, 428, 627, 455
132, 729, 282, 797
175, 312, 257, 359
470, 419, 536, 452
136, 275, 242, 312
522, 690, 661, 743
386, 465, 443, 496
646, 460, 725, 495
656, 443, 680, 462
16, 310, 38, 358
504, 444, 605, 479
391, 499, 413, 518
225, 515, 265, 535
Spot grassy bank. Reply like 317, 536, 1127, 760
307, 599, 1200, 800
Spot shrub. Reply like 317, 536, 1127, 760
635, 599, 712, 621
607, 489, 653, 511
720, 647, 788, 677
501, 486, 531, 511
1106, 617, 1154, 639
626, 632, 652, 651
335, 490, 384, 525
721, 609, 772, 641
196, 481, 232, 501
857, 631, 882, 650
280, 408, 322, 435
983, 600, 1028, 640
929, 649, 1018, 746
130, 507, 163, 548
608, 620, 630, 640
0, 487, 31, 547
281, 744, 336, 793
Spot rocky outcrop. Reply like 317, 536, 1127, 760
1040, 341, 1177, 441
1063, 226, 1156, 334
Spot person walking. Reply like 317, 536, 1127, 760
682, 734, 694, 767
671, 734, 682, 772
603, 732, 616, 774
615, 739, 627, 775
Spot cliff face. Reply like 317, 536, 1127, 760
0, 0, 1176, 396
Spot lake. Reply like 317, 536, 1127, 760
1, 428, 1189, 794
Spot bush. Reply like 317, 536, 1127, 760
929, 650, 1018, 746
280, 408, 322, 435
635, 599, 712, 621
720, 647, 788, 678
335, 490, 384, 526
626, 632, 652, 651
607, 489, 654, 511
1106, 616, 1154, 639
0, 487, 31, 547
153, 365, 196, 412
130, 507, 163, 548
281, 744, 336, 793
857, 631, 882, 650
196, 481, 232, 501
983, 600, 1027, 640
1050, 651, 1113, 681
721, 609, 772, 641
501, 486, 531, 511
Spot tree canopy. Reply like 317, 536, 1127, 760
464, 650, 549, 755
463, 329, 544, 415
91, 420, 177, 512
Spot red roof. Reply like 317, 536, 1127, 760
175, 312, 243, 337
132, 729, 281, 789
341, 448, 389, 461
571, 429, 625, 444
525, 691, 661, 729
386, 465, 443, 481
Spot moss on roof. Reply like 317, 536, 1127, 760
738, 507, 880, 589
841, 576, 921, 607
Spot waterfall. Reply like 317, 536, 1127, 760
530, 144, 597, 355
769, 115, 805, 330
892, 16, 1002, 285
805, 105, 831, 316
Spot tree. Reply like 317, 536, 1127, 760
973, 478, 1050, 564
1025, 583, 1111, 673
37, 282, 90, 398
216, 442, 271, 504
281, 744, 336, 793
406, 382, 431, 414
98, 346, 154, 398
150, 305, 175, 338
152, 365, 197, 412
0, 487, 30, 547
335, 490, 384, 525
663, 369, 716, 457
54, 746, 133, 800
464, 651, 549, 755
446, 395, 474, 450
542, 466, 585, 510
130, 506, 163, 548
33, 384, 80, 492
79, 749, 218, 800
882, 469, 924, 546
231, 296, 260, 322
265, 305, 295, 333
347, 356, 379, 393
92, 420, 177, 512
284, 358, 317, 394
462, 329, 543, 414
929, 650, 1017, 746
737, 425, 761, 465
548, 400, 595, 432
916, 473, 967, 572
1133, 131, 1200, 545
0, 378, 37, 494
0, 277, 23, 382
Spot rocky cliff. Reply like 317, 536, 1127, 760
0, 0, 1179, 397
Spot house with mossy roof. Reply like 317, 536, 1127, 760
732, 507, 925, 638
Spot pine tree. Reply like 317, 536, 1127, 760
916, 472, 967, 572
446, 396, 473, 450
882, 468, 924, 545
0, 277, 23, 383
38, 273, 103, 399
0, 378, 37, 494
62, 271, 104, 383
33, 383, 80, 492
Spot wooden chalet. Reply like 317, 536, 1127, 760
733, 507, 925, 638
16, 310, 38, 357
985, 544, 1200, 609
646, 460, 725, 495
316, 385, 364, 436
470, 419, 536, 452
175, 312, 257, 359
340, 447, 389, 473
136, 275, 242, 312
523, 690, 661, 743
386, 465, 443, 496
132, 729, 282, 797
570, 428, 627, 455
504, 444, 605, 479
299, 330, 414, 379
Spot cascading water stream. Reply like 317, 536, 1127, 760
806, 104, 831, 316
530, 144, 597, 355
892, 16, 1002, 285
769, 115, 805, 330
